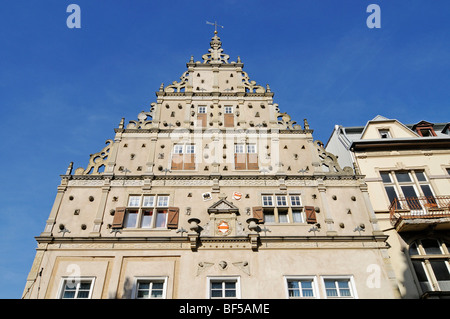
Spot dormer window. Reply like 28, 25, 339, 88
378, 129, 391, 139
417, 128, 435, 137
413, 121, 437, 137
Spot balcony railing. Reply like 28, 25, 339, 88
389, 196, 450, 226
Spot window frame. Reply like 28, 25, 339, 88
58, 277, 96, 299
284, 276, 319, 299
207, 276, 241, 299
321, 276, 357, 299
261, 193, 304, 224
124, 194, 170, 229
131, 276, 168, 299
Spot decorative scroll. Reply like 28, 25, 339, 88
314, 140, 353, 175
241, 71, 266, 93
201, 34, 230, 64
164, 70, 189, 93
82, 140, 113, 175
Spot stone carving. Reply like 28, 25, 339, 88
232, 261, 250, 276
196, 262, 214, 276
241, 71, 266, 93
314, 140, 353, 175
81, 140, 113, 175
201, 34, 230, 64
126, 111, 153, 129
164, 71, 189, 93
277, 112, 302, 130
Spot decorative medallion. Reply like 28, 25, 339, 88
232, 192, 242, 200
217, 220, 231, 236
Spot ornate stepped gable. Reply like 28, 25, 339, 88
71, 32, 352, 178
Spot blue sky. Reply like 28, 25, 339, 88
0, 1, 449, 298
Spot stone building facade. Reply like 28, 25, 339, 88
23, 33, 400, 299
326, 116, 450, 298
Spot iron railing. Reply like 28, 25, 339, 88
389, 196, 450, 226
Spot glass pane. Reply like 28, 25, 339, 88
225, 289, 236, 297
385, 186, 399, 206
324, 280, 338, 297
412, 260, 428, 282
211, 290, 222, 298
79, 282, 91, 290
247, 144, 256, 153
198, 107, 206, 113
396, 171, 411, 183
63, 291, 75, 299
155, 210, 167, 228
77, 290, 90, 299
141, 210, 153, 228
276, 196, 287, 206
380, 172, 392, 183
292, 210, 303, 223
278, 210, 289, 223
137, 290, 149, 298
125, 210, 138, 228
401, 186, 418, 199
211, 282, 222, 289
288, 289, 300, 297
186, 145, 195, 154
224, 282, 236, 289
422, 239, 442, 255
157, 196, 169, 207
174, 145, 183, 154
151, 290, 163, 298
287, 280, 299, 289
235, 144, 244, 153
138, 281, 150, 290
128, 196, 141, 207
264, 211, 275, 223
262, 196, 273, 206
409, 242, 419, 255
415, 171, 427, 182
337, 280, 351, 296
142, 196, 155, 207
152, 282, 164, 290
421, 185, 436, 204
290, 196, 301, 206
430, 260, 450, 281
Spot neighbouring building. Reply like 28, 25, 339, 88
23, 33, 400, 299
326, 115, 450, 298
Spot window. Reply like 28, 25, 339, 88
224, 106, 233, 114
124, 195, 170, 228
380, 170, 436, 210
234, 143, 258, 170
379, 129, 391, 139
409, 239, 450, 293
208, 277, 240, 299
261, 193, 304, 223
198, 106, 207, 114
133, 277, 167, 299
285, 277, 317, 298
59, 278, 95, 299
322, 277, 355, 298
171, 144, 196, 170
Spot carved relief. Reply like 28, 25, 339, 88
80, 140, 113, 175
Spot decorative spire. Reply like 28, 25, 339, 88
202, 21, 229, 64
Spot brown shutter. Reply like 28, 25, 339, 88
197, 114, 207, 127
305, 206, 317, 224
183, 154, 195, 170
167, 207, 179, 229
112, 207, 126, 229
252, 206, 264, 223
171, 154, 183, 170
234, 153, 246, 170
247, 153, 259, 170
224, 113, 234, 127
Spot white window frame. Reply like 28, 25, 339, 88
284, 276, 319, 299
320, 276, 357, 299
124, 194, 170, 229
207, 276, 241, 299
131, 276, 168, 299
173, 144, 184, 154
198, 106, 207, 114
58, 277, 96, 299
224, 106, 233, 114
378, 129, 391, 139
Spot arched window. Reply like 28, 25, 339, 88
409, 239, 450, 293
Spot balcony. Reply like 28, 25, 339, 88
389, 196, 450, 232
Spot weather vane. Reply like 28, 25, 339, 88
206, 20, 223, 34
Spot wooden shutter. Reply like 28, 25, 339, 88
234, 153, 246, 170
305, 206, 317, 224
224, 113, 234, 127
247, 153, 259, 170
183, 154, 195, 170
252, 206, 264, 223
112, 207, 126, 229
171, 154, 183, 170
197, 113, 207, 127
167, 207, 179, 229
